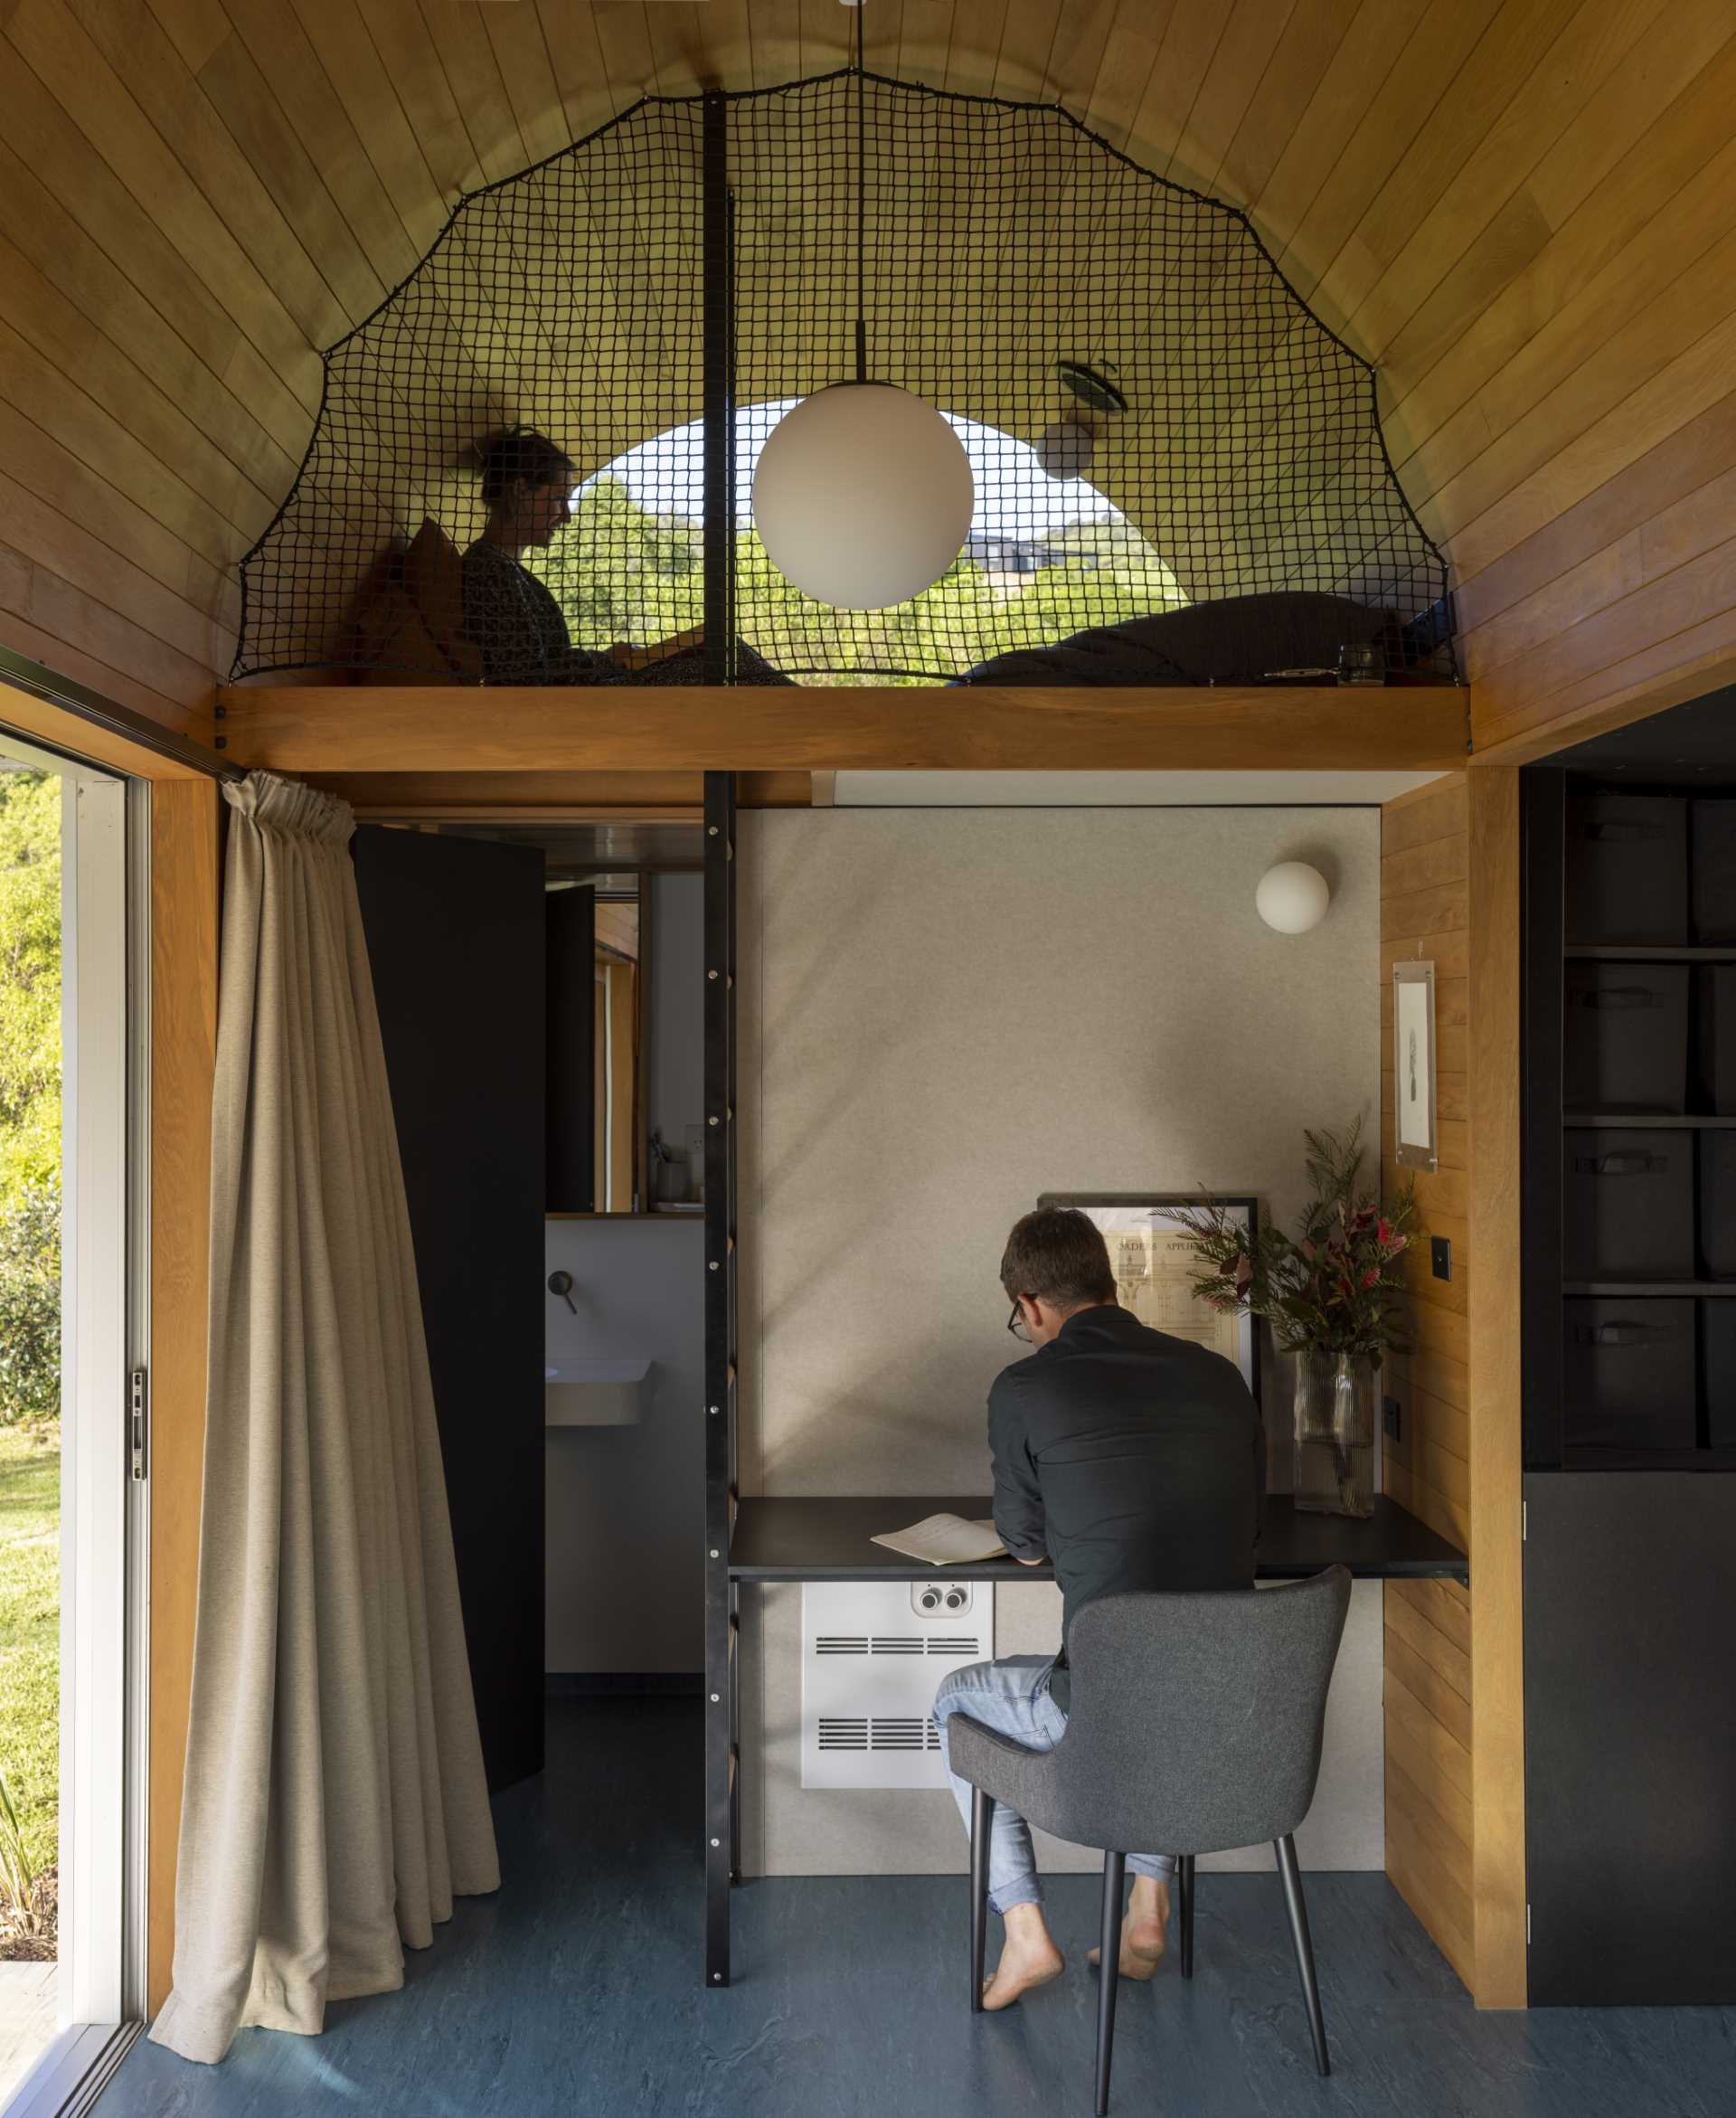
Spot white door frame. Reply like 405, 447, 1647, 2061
0, 728, 146, 2098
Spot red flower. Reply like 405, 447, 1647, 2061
1376, 1217, 1392, 1245
1361, 1267, 1380, 1289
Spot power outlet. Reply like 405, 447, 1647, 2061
1382, 1395, 1401, 1444
1430, 1235, 1453, 1281
912, 1582, 975, 1618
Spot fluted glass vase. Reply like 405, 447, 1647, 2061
1291, 1352, 1376, 1518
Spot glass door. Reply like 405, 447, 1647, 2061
0, 729, 142, 2111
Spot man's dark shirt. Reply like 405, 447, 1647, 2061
988, 1303, 1261, 1712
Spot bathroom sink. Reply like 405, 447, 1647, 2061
544, 1359, 650, 1427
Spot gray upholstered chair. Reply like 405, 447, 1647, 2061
947, 1566, 1352, 2115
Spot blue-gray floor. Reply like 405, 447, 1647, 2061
103, 1697, 1734, 2118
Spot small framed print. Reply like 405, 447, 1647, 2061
1392, 960, 1438, 1172
1039, 1193, 1260, 1402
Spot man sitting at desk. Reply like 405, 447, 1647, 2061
931, 1206, 1261, 2010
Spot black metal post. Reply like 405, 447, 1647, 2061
1095, 1850, 1126, 2116
703, 771, 739, 1987
1179, 1852, 1195, 1979
702, 93, 734, 686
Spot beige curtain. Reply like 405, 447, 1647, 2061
150, 773, 499, 2066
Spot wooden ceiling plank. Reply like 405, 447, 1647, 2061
591, 2, 660, 114
991, 0, 1061, 99
0, 230, 275, 553
191, 28, 394, 328
1472, 525, 1736, 733
1447, 305, 1736, 583
217, 682, 1471, 774
1161, 0, 1297, 200
273, 0, 452, 259
1323, 0, 1581, 342
0, 392, 238, 624
1043, 0, 1119, 128
1214, 0, 1358, 214
0, 607, 209, 733
1408, 124, 1736, 515
1081, 14, 1165, 159
354, 0, 484, 201
1, 542, 221, 706
0, 312, 252, 579
1453, 391, 1736, 638
895, 0, 952, 84
1352, 0, 1665, 367
1273, 0, 1507, 328
96, 0, 373, 339
1247, 0, 1430, 269
750, 0, 802, 90
0, 135, 299, 506
533, 0, 614, 143
941, 0, 1007, 99
0, 464, 228, 672
1388, 25, 1736, 471
644, 0, 729, 97
1420, 213, 1736, 548
797, 0, 854, 80
480, 0, 573, 168
1473, 615, 1736, 762
3, 2, 324, 417
414, 0, 533, 188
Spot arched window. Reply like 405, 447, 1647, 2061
525, 402, 1185, 685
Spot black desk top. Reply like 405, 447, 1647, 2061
727, 1493, 1467, 1584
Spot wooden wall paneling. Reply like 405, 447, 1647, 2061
1213, 0, 1357, 215
479, 3, 571, 171
415, 0, 534, 188
989, 0, 1058, 98
1465, 763, 1524, 2009
354, 0, 487, 202
1380, 768, 1478, 1992
146, 773, 221, 2014
1157, 0, 1296, 198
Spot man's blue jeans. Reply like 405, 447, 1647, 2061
933, 1654, 1177, 1915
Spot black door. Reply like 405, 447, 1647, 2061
1524, 1470, 1736, 2003
354, 826, 546, 1792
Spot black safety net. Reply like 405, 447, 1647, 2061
233, 71, 1455, 689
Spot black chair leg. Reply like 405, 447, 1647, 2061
1178, 1854, 1195, 1980
1274, 1834, 1330, 2076
1095, 1850, 1126, 2117
970, 1787, 994, 2014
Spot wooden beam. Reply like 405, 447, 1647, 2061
1467, 764, 1526, 2009
218, 685, 1472, 774
292, 770, 813, 814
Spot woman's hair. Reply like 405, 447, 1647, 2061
475, 426, 576, 509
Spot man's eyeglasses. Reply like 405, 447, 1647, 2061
1007, 1300, 1033, 1344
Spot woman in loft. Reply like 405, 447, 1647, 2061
462, 426, 789, 685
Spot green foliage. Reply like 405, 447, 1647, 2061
0, 1426, 59, 1881
528, 473, 1184, 684
0, 1181, 59, 1428
0, 772, 61, 1194
1170, 1119, 1418, 1366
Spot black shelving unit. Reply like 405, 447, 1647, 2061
1522, 769, 1736, 1468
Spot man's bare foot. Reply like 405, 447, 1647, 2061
982, 1903, 1065, 2010
1088, 1875, 1171, 1980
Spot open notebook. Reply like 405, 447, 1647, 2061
870, 1513, 1008, 1565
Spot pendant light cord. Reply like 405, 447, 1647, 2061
854, 4, 867, 384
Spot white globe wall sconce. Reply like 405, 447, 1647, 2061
751, 384, 976, 610
1256, 861, 1331, 934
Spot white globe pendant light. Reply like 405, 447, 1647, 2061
752, 384, 975, 610
750, 6, 975, 610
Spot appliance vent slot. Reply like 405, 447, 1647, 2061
817, 1718, 869, 1749
803, 1582, 995, 1789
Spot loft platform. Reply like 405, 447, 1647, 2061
215, 684, 1471, 777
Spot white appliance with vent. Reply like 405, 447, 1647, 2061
801, 1581, 995, 1790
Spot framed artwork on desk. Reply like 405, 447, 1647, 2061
1038, 1193, 1260, 1403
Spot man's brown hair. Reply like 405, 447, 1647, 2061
999, 1206, 1117, 1310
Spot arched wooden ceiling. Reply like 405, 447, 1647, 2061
1, 0, 1733, 753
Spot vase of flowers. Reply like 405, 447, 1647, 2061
1169, 1120, 1415, 1519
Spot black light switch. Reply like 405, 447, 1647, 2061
1382, 1395, 1401, 1443
1430, 1235, 1453, 1281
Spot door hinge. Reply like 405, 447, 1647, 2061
129, 1367, 147, 1482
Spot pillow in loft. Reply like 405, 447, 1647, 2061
952, 591, 1396, 687
404, 518, 484, 682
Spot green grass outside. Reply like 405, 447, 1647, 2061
0, 1424, 59, 1876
